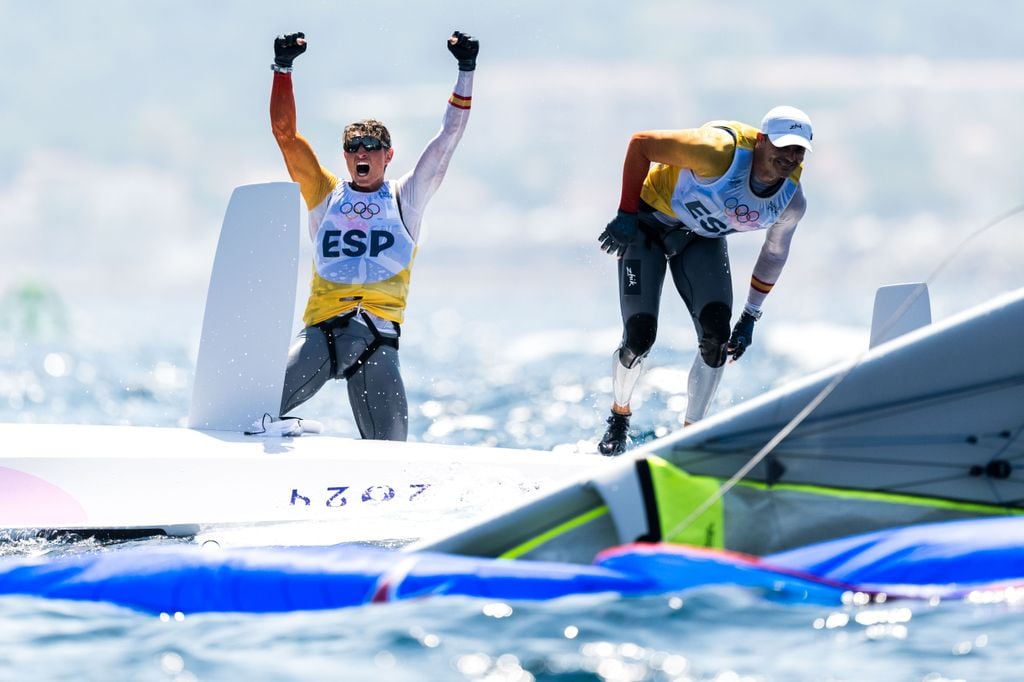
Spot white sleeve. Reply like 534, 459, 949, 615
745, 187, 806, 312
394, 69, 474, 243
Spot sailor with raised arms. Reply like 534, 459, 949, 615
270, 29, 478, 440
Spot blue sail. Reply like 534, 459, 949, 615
1, 516, 1022, 614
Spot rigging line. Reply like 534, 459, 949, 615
672, 373, 1024, 447
664, 202, 1024, 540
677, 438, 1007, 463
738, 472, 979, 494
740, 430, 1024, 454
978, 467, 1020, 508
678, 433, 1024, 463
745, 450, 1018, 468
792, 376, 1024, 430
987, 423, 1024, 463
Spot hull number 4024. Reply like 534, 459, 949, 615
289, 484, 431, 507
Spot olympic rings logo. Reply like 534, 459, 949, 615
724, 197, 760, 224
340, 201, 381, 219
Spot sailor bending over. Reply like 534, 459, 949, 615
270, 30, 478, 440
596, 106, 813, 455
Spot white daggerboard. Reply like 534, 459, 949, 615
869, 282, 931, 348
188, 182, 300, 431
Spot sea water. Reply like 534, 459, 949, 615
0, 575, 1019, 681
1, 252, 1020, 681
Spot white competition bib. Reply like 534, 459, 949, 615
313, 181, 414, 284
671, 141, 799, 238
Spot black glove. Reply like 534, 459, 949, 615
447, 31, 479, 71
728, 311, 759, 361
274, 32, 307, 69
598, 211, 639, 257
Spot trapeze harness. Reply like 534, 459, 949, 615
315, 307, 400, 380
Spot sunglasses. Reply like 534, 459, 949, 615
343, 136, 389, 153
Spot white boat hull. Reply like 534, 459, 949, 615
0, 423, 606, 539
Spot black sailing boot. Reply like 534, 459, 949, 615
597, 412, 632, 456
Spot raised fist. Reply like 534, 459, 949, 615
274, 32, 307, 69
447, 31, 479, 71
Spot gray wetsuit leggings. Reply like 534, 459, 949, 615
279, 317, 407, 440
617, 210, 734, 369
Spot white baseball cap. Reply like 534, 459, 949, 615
760, 105, 813, 152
